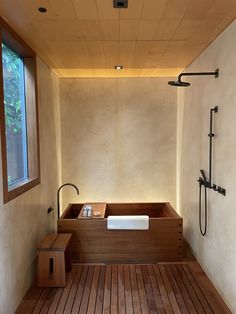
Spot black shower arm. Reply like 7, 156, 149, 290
178, 70, 219, 81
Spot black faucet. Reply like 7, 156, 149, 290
57, 183, 79, 219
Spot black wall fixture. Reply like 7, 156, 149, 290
113, 0, 128, 8
198, 106, 226, 236
168, 69, 219, 87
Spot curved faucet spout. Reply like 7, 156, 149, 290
57, 183, 79, 219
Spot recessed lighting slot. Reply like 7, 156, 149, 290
113, 0, 128, 8
115, 65, 123, 70
38, 7, 47, 13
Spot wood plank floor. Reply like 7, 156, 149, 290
16, 262, 231, 314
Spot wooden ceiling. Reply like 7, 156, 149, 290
0, 0, 236, 77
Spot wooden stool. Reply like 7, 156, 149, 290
37, 233, 72, 287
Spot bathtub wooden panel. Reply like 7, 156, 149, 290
58, 205, 183, 263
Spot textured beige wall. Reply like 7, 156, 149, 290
178, 20, 236, 312
0, 58, 59, 313
59, 78, 177, 210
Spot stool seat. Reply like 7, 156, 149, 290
37, 233, 72, 287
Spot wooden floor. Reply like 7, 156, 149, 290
16, 262, 231, 314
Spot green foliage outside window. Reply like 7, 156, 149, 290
2, 43, 24, 135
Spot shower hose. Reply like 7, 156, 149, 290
199, 183, 207, 236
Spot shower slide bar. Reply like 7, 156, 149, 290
198, 106, 226, 196
198, 105, 226, 236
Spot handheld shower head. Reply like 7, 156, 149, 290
168, 69, 219, 87
200, 169, 207, 182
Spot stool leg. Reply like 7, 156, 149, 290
65, 242, 72, 272
37, 251, 65, 287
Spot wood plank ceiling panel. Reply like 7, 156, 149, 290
119, 0, 144, 19
86, 41, 106, 68
78, 20, 102, 40
120, 20, 140, 40
100, 20, 119, 40
141, 0, 168, 20
103, 41, 120, 68
37, 20, 83, 41
155, 19, 182, 40
48, 0, 77, 19
137, 20, 160, 40
96, 0, 119, 19
183, 0, 214, 19
73, 0, 99, 19
162, 0, 191, 19
0, 0, 236, 77
119, 41, 136, 68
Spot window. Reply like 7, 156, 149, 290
0, 18, 40, 203
2, 43, 28, 186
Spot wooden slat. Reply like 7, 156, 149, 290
159, 265, 181, 314
15, 286, 42, 314
52, 233, 72, 251
188, 262, 231, 314
87, 266, 100, 314
153, 265, 173, 313
55, 267, 77, 313
118, 265, 126, 314
79, 266, 95, 313
176, 264, 205, 313
63, 265, 83, 313
32, 289, 49, 314
37, 233, 58, 250
124, 265, 133, 314
71, 266, 89, 313
39, 288, 56, 313
130, 265, 142, 313
141, 265, 158, 313
95, 265, 106, 314
17, 262, 231, 314
164, 265, 189, 314
111, 265, 118, 314
170, 264, 197, 313
136, 265, 150, 314
103, 265, 112, 314
182, 264, 214, 313
47, 288, 64, 314
147, 265, 165, 314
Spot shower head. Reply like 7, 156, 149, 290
168, 69, 219, 87
168, 80, 190, 87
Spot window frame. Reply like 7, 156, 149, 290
0, 17, 40, 203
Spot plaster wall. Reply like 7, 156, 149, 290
0, 58, 59, 314
59, 78, 177, 210
178, 20, 236, 312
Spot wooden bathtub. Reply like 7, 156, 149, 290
58, 202, 183, 263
